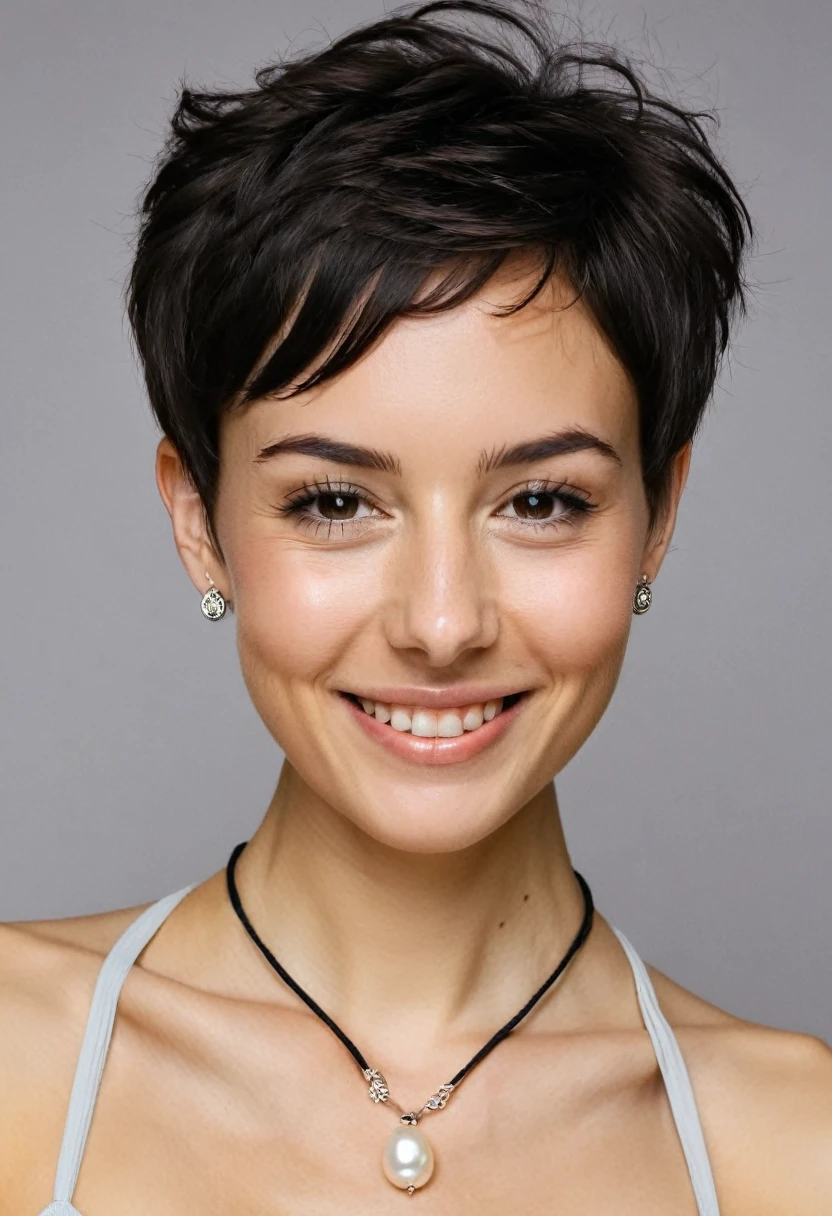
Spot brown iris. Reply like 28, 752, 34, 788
511, 491, 558, 520
316, 492, 359, 520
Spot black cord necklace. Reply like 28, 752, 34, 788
225, 839, 595, 1195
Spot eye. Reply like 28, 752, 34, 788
307, 491, 366, 521
503, 490, 567, 521
496, 483, 597, 530
277, 481, 383, 533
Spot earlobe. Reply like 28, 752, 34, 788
155, 436, 229, 600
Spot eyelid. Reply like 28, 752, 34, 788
494, 478, 596, 513
498, 476, 592, 499
277, 478, 598, 535
280, 478, 383, 511
280, 475, 592, 506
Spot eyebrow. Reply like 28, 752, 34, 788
254, 427, 622, 475
476, 429, 622, 474
255, 434, 402, 474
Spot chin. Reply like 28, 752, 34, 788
330, 774, 533, 855
352, 804, 512, 855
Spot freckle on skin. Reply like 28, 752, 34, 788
523, 894, 529, 902
499, 921, 505, 929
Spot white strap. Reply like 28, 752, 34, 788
50, 885, 196, 1205
44, 891, 716, 1213
612, 926, 721, 1216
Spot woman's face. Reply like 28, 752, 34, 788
163, 267, 688, 853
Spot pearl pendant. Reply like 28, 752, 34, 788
382, 1124, 435, 1193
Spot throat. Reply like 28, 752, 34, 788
234, 779, 582, 1051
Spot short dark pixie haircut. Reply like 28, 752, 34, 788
127, 0, 752, 551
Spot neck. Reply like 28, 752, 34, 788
232, 764, 597, 1072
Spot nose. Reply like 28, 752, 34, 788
382, 505, 499, 667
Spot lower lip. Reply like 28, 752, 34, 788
338, 693, 528, 766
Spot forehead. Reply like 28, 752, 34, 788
228, 268, 638, 467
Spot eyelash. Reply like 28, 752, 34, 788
277, 476, 598, 538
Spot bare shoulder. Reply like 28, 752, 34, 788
0, 903, 154, 1201
648, 962, 832, 1212
0, 900, 155, 1028
0, 900, 155, 1061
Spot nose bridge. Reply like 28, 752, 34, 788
385, 497, 498, 665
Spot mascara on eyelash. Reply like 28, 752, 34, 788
278, 483, 598, 531
281, 479, 594, 508
278, 481, 370, 514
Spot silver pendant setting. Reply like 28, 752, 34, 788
365, 1067, 390, 1103
364, 1067, 453, 1194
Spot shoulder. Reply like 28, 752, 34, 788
0, 904, 153, 1204
0, 901, 156, 1036
649, 964, 832, 1212
0, 902, 152, 1021
0, 900, 156, 1066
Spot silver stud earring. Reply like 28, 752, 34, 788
632, 573, 652, 615
201, 572, 227, 621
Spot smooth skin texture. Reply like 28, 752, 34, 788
2, 266, 830, 1214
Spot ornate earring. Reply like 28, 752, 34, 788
632, 573, 652, 615
201, 572, 227, 621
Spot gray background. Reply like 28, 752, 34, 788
1, 1, 829, 1039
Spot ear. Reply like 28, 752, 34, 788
640, 442, 692, 581
155, 437, 231, 605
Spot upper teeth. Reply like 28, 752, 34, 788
356, 697, 504, 737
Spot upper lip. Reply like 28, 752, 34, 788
339, 685, 528, 709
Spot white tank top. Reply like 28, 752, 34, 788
37, 884, 720, 1215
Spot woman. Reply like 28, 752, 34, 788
2, 1, 830, 1212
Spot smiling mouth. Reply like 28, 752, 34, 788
338, 691, 527, 738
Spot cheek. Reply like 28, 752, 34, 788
232, 539, 375, 692
505, 536, 638, 680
